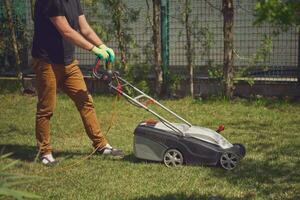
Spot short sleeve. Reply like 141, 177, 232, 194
77, 0, 84, 16
43, 0, 65, 17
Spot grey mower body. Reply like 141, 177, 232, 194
134, 121, 246, 170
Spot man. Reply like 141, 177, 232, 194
32, 0, 123, 165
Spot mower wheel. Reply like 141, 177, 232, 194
219, 152, 239, 170
163, 149, 183, 167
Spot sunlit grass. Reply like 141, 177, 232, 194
0, 93, 299, 200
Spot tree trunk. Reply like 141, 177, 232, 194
222, 0, 234, 99
297, 27, 300, 85
152, 0, 163, 96
4, 0, 22, 78
116, 21, 127, 72
113, 1, 127, 72
185, 0, 194, 97
31, 0, 35, 21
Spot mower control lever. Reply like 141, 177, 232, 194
92, 58, 119, 83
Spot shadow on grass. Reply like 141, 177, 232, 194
0, 145, 158, 164
0, 144, 88, 162
122, 153, 141, 163
123, 147, 299, 199
122, 153, 164, 165
0, 123, 32, 136
131, 193, 253, 200
209, 157, 300, 199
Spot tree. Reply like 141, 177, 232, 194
102, 0, 139, 73
184, 0, 194, 97
255, 0, 300, 85
254, 0, 300, 30
3, 0, 21, 78
222, 0, 234, 99
177, 1, 218, 97
30, 0, 35, 21
1, 0, 29, 79
254, 0, 300, 84
146, 0, 163, 96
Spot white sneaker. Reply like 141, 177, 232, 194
41, 153, 57, 166
97, 144, 124, 157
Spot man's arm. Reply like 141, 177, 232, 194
78, 15, 103, 46
78, 15, 116, 62
50, 16, 109, 60
50, 16, 94, 50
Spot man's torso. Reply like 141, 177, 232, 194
32, 0, 83, 65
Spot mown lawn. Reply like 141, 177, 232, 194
0, 93, 299, 200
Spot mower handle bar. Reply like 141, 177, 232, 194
109, 76, 192, 136
118, 76, 192, 126
92, 59, 192, 136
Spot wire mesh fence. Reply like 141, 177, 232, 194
0, 0, 299, 83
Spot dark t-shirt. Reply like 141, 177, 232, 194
32, 0, 83, 65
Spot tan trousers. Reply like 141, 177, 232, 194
32, 58, 107, 156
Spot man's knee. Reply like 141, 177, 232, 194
73, 90, 94, 110
36, 99, 55, 118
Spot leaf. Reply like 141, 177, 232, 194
1, 160, 19, 171
0, 153, 13, 159
5, 175, 44, 181
0, 172, 18, 177
0, 187, 41, 199
0, 155, 42, 199
1, 174, 44, 187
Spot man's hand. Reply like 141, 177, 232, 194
99, 44, 115, 62
91, 46, 109, 60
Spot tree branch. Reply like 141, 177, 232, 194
204, 0, 222, 12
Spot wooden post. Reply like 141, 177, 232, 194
222, 0, 234, 99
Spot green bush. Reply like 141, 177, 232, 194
123, 63, 152, 94
0, 79, 22, 94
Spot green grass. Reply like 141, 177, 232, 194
0, 93, 299, 200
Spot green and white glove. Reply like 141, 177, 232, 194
99, 44, 115, 63
91, 46, 109, 61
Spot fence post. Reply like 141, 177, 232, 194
161, 0, 170, 94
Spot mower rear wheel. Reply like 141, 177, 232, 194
220, 152, 239, 170
163, 149, 183, 167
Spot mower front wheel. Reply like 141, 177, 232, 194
219, 152, 239, 170
163, 149, 184, 167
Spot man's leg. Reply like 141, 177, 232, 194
33, 59, 58, 156
61, 60, 108, 150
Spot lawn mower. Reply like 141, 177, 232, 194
92, 59, 246, 170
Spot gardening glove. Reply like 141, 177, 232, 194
91, 46, 109, 61
99, 44, 115, 63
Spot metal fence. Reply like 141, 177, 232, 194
0, 0, 299, 83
